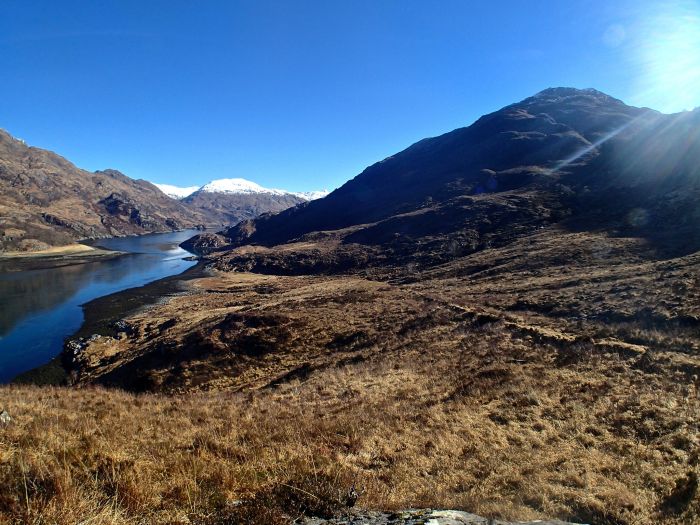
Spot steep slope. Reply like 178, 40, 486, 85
181, 178, 328, 226
0, 130, 209, 251
216, 88, 700, 267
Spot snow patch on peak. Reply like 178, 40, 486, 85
199, 178, 329, 200
199, 178, 286, 195
292, 190, 330, 201
153, 178, 330, 201
153, 183, 200, 199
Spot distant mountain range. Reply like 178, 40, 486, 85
153, 178, 329, 226
0, 129, 329, 251
153, 179, 328, 202
152, 183, 201, 200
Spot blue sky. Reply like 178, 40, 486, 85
1, 1, 699, 191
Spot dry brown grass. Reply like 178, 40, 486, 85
2, 316, 698, 524
2, 230, 698, 524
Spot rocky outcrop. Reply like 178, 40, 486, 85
179, 232, 229, 255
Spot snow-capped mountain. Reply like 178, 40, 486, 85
196, 178, 329, 201
153, 178, 329, 201
198, 178, 285, 196
149, 177, 330, 226
146, 178, 331, 227
152, 183, 200, 200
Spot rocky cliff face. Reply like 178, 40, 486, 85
0, 131, 209, 251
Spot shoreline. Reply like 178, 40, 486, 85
11, 260, 211, 386
0, 243, 100, 257
0, 227, 212, 272
0, 243, 125, 272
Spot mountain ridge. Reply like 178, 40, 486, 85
194, 87, 699, 267
153, 177, 329, 201
0, 130, 210, 251
0, 130, 330, 251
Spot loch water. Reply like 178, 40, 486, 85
0, 230, 199, 382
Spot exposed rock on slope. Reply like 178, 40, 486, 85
303, 509, 578, 524
0, 131, 208, 251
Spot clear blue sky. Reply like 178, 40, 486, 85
1, 1, 698, 191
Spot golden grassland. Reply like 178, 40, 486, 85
1, 322, 698, 524
1, 231, 698, 524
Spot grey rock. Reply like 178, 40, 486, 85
302, 509, 585, 525
65, 339, 85, 355
112, 319, 135, 337
0, 410, 12, 426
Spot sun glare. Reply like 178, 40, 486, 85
632, 1, 700, 113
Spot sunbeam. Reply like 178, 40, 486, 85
550, 115, 641, 174
631, 0, 700, 112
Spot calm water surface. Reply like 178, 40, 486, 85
0, 230, 199, 382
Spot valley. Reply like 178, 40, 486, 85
4, 226, 697, 524
1, 88, 698, 525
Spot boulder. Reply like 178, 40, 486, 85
0, 410, 12, 426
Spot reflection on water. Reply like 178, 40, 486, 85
0, 230, 198, 382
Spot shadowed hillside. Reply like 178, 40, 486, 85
182, 188, 307, 227
205, 88, 700, 265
